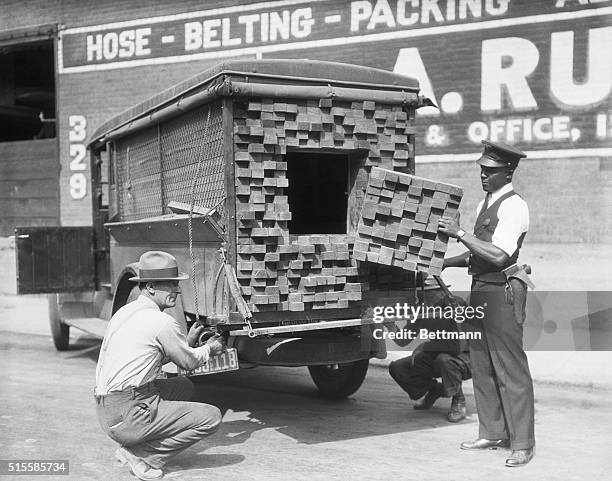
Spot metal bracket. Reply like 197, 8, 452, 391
231, 318, 375, 337
218, 247, 255, 337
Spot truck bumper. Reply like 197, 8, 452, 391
231, 329, 386, 367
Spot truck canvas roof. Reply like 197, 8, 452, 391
88, 59, 420, 147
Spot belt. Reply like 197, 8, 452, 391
471, 271, 506, 283
94, 381, 157, 406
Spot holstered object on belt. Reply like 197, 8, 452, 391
503, 264, 534, 326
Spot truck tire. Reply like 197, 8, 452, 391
48, 294, 70, 351
126, 284, 141, 304
308, 359, 369, 399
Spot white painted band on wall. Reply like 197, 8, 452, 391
416, 148, 612, 163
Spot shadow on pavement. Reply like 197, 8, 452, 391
166, 453, 246, 473
191, 365, 468, 447
65, 336, 101, 361
1, 330, 468, 457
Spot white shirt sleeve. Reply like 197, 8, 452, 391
157, 318, 211, 371
491, 196, 529, 256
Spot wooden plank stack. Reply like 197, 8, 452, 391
232, 98, 417, 312
353, 167, 463, 276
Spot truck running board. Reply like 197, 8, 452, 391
62, 317, 108, 338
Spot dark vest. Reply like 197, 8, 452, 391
469, 190, 526, 276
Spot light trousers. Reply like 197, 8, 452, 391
95, 377, 221, 468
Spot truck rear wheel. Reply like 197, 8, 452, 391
308, 359, 369, 399
48, 294, 70, 351
126, 284, 141, 304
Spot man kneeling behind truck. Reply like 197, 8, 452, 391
389, 340, 471, 422
94, 251, 225, 481
388, 298, 472, 423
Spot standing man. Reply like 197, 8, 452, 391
437, 141, 535, 467
95, 251, 226, 480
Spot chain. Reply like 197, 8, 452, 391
125, 146, 132, 198
188, 108, 212, 324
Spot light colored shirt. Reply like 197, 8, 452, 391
95, 295, 210, 395
475, 182, 529, 256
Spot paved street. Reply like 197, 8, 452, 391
1, 294, 610, 481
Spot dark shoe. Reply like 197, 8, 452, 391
414, 381, 443, 410
460, 438, 510, 450
505, 448, 535, 467
447, 397, 466, 423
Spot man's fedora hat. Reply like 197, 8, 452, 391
477, 140, 526, 168
129, 251, 189, 282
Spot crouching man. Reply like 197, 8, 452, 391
389, 341, 471, 422
94, 251, 225, 480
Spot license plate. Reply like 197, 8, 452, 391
178, 348, 239, 377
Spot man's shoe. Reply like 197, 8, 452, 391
505, 448, 535, 467
414, 381, 443, 410
447, 398, 466, 423
115, 447, 163, 480
115, 447, 128, 465
460, 438, 510, 450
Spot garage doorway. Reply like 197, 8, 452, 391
0, 25, 59, 235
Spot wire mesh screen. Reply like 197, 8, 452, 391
161, 105, 225, 210
115, 127, 162, 220
114, 101, 225, 222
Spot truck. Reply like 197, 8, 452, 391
15, 59, 458, 399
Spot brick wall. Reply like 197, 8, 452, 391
1, 0, 237, 228
417, 157, 612, 244
1, 0, 228, 29
2, 0, 609, 243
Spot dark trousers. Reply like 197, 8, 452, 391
389, 343, 471, 400
95, 377, 222, 468
469, 279, 535, 450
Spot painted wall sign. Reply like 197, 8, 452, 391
58, 0, 611, 73
391, 14, 612, 159
56, 0, 612, 214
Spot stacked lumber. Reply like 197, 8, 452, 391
235, 235, 362, 312
233, 99, 416, 312
353, 167, 463, 276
